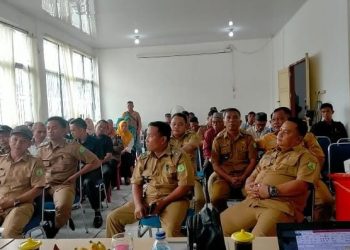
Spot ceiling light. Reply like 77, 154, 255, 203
228, 30, 234, 37
134, 36, 140, 45
228, 20, 233, 26
134, 29, 139, 34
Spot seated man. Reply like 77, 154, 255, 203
106, 121, 194, 237
38, 116, 100, 238
69, 118, 105, 228
258, 107, 334, 221
170, 113, 204, 212
0, 125, 12, 154
246, 112, 269, 139
311, 103, 348, 143
28, 122, 47, 156
209, 108, 257, 212
0, 126, 45, 238
221, 118, 319, 236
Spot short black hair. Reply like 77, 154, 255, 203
148, 121, 171, 141
47, 116, 68, 128
248, 111, 256, 116
208, 110, 216, 117
256, 112, 267, 121
224, 108, 241, 118
171, 112, 188, 123
190, 116, 199, 123
96, 119, 108, 126
165, 113, 171, 117
320, 103, 333, 111
287, 117, 308, 137
127, 101, 133, 104
182, 111, 189, 117
70, 118, 87, 129
273, 107, 292, 118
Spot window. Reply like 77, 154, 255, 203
42, 0, 96, 35
43, 39, 100, 120
0, 23, 34, 125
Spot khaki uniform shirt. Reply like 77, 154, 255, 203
257, 132, 325, 166
169, 131, 201, 171
0, 153, 45, 200
211, 129, 257, 175
38, 140, 98, 187
247, 144, 319, 220
131, 146, 195, 201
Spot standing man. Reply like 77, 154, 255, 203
122, 101, 142, 155
209, 108, 257, 212
106, 121, 194, 237
311, 103, 348, 143
38, 116, 100, 238
221, 118, 319, 236
0, 125, 12, 155
0, 126, 45, 238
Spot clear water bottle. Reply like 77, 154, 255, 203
151, 231, 171, 250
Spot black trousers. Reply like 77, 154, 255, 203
82, 168, 102, 210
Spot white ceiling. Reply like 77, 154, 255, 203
3, 0, 306, 49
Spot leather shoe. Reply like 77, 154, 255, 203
93, 215, 103, 228
43, 221, 59, 238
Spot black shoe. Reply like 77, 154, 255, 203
68, 218, 75, 231
43, 221, 59, 238
93, 215, 103, 228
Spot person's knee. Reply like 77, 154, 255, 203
2, 227, 22, 239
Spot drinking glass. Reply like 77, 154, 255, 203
111, 233, 133, 250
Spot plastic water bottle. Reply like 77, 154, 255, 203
151, 231, 171, 250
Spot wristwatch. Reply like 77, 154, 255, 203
13, 199, 21, 207
268, 186, 278, 198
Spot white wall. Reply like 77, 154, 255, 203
273, 0, 350, 129
0, 1, 94, 122
98, 39, 273, 127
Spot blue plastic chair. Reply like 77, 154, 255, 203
328, 142, 350, 191
316, 136, 331, 178
137, 208, 195, 237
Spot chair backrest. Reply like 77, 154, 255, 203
328, 142, 350, 174
337, 138, 350, 143
316, 136, 331, 177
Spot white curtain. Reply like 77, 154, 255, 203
0, 23, 35, 126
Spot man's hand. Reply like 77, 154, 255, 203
134, 203, 147, 219
229, 176, 243, 188
152, 199, 167, 215
0, 197, 14, 212
249, 183, 269, 199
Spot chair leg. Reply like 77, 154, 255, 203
115, 163, 121, 190
80, 204, 89, 233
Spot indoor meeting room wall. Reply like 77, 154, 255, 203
272, 0, 350, 131
98, 38, 274, 126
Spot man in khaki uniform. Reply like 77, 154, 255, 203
0, 126, 45, 238
221, 118, 319, 236
106, 121, 194, 237
169, 113, 204, 212
257, 107, 333, 221
38, 116, 100, 238
209, 108, 257, 212
0, 125, 12, 155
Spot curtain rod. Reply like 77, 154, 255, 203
0, 20, 29, 34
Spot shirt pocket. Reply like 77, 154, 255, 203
279, 156, 299, 177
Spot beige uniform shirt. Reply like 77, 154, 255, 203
0, 153, 45, 200
131, 146, 195, 201
38, 140, 98, 187
247, 144, 319, 220
257, 132, 325, 166
211, 129, 257, 175
169, 131, 201, 171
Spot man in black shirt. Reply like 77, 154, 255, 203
95, 120, 115, 192
311, 103, 348, 143
69, 118, 103, 228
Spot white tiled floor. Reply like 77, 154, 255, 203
53, 184, 146, 239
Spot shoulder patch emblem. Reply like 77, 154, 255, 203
140, 152, 148, 159
79, 146, 86, 154
35, 168, 44, 177
177, 164, 186, 173
307, 162, 316, 171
